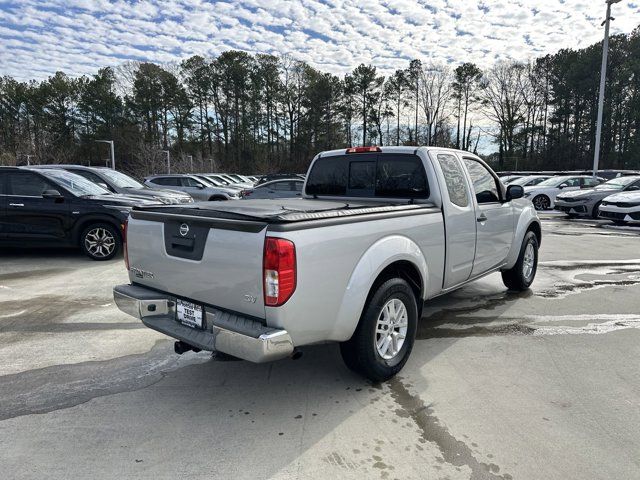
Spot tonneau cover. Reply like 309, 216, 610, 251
132, 198, 436, 224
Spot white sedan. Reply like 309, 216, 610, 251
524, 175, 600, 211
599, 191, 640, 224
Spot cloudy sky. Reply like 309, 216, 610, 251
1, 0, 639, 80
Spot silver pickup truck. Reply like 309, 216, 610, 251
114, 146, 540, 381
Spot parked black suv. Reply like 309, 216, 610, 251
32, 165, 193, 204
0, 167, 158, 260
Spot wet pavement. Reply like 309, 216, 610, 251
0, 217, 639, 479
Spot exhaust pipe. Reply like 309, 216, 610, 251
174, 341, 201, 355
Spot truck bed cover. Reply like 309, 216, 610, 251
132, 198, 438, 224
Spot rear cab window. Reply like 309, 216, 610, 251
306, 154, 429, 199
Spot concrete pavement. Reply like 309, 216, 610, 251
0, 218, 639, 480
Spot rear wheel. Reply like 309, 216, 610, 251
532, 195, 550, 211
501, 231, 538, 291
80, 223, 121, 261
340, 278, 418, 382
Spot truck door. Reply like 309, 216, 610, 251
434, 153, 476, 288
462, 158, 514, 276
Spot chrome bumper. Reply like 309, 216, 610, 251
113, 284, 293, 363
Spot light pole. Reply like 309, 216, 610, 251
95, 140, 115, 170
163, 150, 171, 174
188, 155, 193, 172
25, 154, 34, 166
593, 0, 621, 178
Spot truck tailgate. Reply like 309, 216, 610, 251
125, 211, 267, 319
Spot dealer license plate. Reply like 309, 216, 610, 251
176, 299, 204, 329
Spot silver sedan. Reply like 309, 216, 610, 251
555, 176, 640, 218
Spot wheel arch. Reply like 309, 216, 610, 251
503, 208, 542, 270
72, 215, 123, 246
332, 235, 428, 342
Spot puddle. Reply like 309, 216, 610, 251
387, 377, 511, 480
0, 268, 72, 283
418, 260, 640, 340
0, 340, 205, 421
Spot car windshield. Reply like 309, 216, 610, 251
202, 176, 225, 187
41, 169, 110, 196
536, 176, 573, 187
211, 175, 230, 185
98, 169, 144, 189
595, 177, 639, 190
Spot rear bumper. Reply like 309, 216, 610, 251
113, 284, 293, 363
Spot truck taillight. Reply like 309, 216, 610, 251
263, 237, 296, 306
122, 219, 129, 271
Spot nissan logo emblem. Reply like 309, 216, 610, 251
179, 223, 190, 236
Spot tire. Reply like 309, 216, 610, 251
209, 196, 227, 201
340, 278, 418, 382
613, 220, 628, 226
532, 195, 550, 211
80, 223, 121, 261
501, 231, 539, 291
567, 213, 578, 219
591, 202, 602, 219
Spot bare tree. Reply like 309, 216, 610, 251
482, 61, 527, 168
419, 63, 453, 147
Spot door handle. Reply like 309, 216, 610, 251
9, 203, 24, 207
477, 213, 488, 222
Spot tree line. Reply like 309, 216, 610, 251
1, 26, 639, 176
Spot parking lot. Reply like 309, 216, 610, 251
1, 214, 639, 480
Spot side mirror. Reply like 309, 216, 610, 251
506, 185, 524, 201
98, 182, 110, 190
558, 184, 568, 189
42, 189, 63, 199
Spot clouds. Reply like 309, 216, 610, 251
0, 0, 638, 80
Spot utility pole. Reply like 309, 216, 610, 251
96, 140, 115, 170
593, 0, 621, 178
26, 154, 33, 166
188, 155, 193, 172
163, 150, 171, 174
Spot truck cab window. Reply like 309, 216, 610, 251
375, 156, 428, 198
437, 154, 469, 207
463, 159, 500, 204
349, 162, 375, 191
306, 154, 428, 198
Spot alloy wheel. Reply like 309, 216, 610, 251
522, 242, 536, 281
375, 298, 408, 360
84, 227, 116, 258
